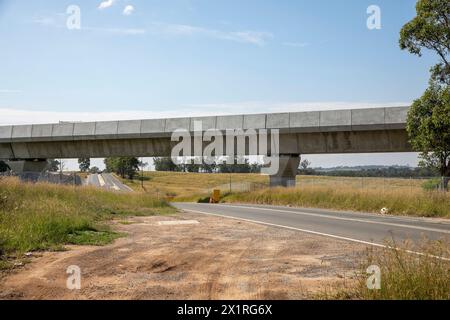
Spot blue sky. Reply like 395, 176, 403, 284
0, 0, 439, 168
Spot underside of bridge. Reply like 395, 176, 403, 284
1, 129, 412, 187
0, 107, 412, 187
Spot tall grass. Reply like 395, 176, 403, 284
0, 177, 174, 260
123, 171, 268, 198
222, 186, 450, 218
329, 240, 450, 300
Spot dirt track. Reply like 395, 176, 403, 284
0, 212, 366, 300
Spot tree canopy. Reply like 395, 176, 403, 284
399, 0, 450, 84
104, 157, 141, 179
401, 0, 450, 189
0, 161, 10, 173
407, 85, 450, 180
78, 158, 90, 172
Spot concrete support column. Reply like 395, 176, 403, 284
6, 159, 49, 174
269, 154, 301, 188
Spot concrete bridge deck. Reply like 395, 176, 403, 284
0, 107, 411, 159
0, 106, 412, 187
0, 107, 409, 144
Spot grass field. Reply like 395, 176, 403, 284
122, 171, 268, 199
0, 177, 174, 269
223, 186, 450, 218
121, 172, 450, 218
322, 240, 450, 300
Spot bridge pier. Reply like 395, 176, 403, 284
269, 154, 300, 188
6, 159, 49, 174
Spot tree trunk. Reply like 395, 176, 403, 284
441, 167, 450, 191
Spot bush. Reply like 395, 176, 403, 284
422, 178, 441, 191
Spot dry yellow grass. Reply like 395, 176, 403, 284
120, 172, 450, 217
224, 185, 450, 218
123, 171, 268, 199
323, 240, 450, 300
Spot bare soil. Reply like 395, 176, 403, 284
0, 212, 366, 300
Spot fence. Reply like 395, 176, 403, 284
0, 171, 82, 186
296, 176, 449, 192
208, 175, 449, 194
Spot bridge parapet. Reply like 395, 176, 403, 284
0, 107, 409, 144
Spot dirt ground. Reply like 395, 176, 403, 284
0, 212, 367, 300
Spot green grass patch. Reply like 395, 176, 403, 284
66, 230, 125, 246
0, 177, 175, 268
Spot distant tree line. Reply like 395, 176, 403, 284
153, 157, 263, 174
298, 163, 439, 178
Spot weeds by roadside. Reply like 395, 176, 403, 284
321, 240, 450, 300
221, 186, 450, 218
0, 177, 175, 269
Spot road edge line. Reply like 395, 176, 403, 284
210, 204, 450, 234
182, 208, 450, 261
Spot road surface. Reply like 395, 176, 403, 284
85, 173, 133, 192
174, 203, 450, 251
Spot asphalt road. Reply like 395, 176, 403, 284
85, 173, 133, 192
174, 203, 450, 251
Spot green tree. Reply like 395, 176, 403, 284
407, 85, 450, 188
399, 0, 450, 85
153, 157, 180, 172
400, 0, 450, 189
0, 161, 10, 173
78, 158, 90, 172
217, 156, 252, 173
104, 157, 140, 179
89, 166, 101, 174
48, 160, 60, 172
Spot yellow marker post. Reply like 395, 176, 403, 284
211, 189, 220, 203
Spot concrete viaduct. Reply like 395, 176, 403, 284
0, 106, 412, 187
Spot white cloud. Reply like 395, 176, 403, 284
123, 5, 135, 16
84, 26, 145, 35
152, 23, 273, 46
30, 13, 270, 44
282, 42, 310, 48
32, 16, 58, 26
98, 0, 115, 10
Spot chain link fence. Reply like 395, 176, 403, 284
207, 175, 449, 193
296, 176, 449, 192
0, 171, 82, 185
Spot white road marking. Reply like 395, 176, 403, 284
110, 174, 134, 192
210, 204, 450, 234
111, 183, 121, 191
98, 174, 106, 187
182, 208, 450, 261
158, 220, 199, 226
